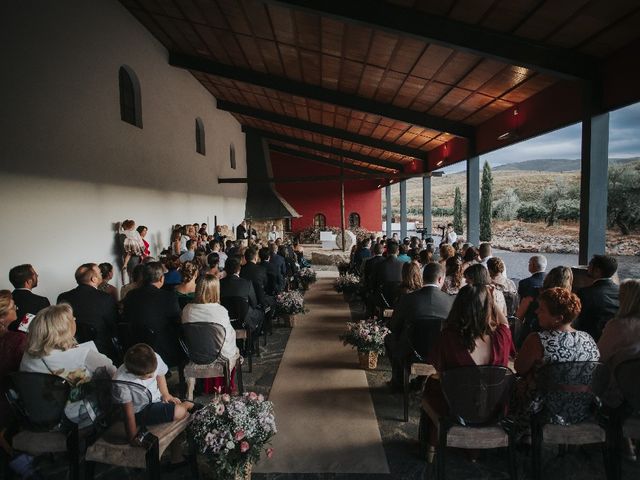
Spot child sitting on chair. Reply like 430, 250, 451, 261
114, 343, 195, 445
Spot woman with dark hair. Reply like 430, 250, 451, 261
136, 225, 150, 258
398, 261, 422, 297
175, 262, 198, 309
0, 291, 27, 429
423, 284, 512, 450
441, 256, 463, 295
460, 246, 479, 273
465, 263, 508, 315
438, 244, 455, 266
162, 255, 182, 290
98, 262, 119, 302
170, 228, 182, 256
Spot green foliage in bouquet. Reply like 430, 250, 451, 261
339, 320, 390, 355
275, 290, 306, 315
333, 273, 360, 293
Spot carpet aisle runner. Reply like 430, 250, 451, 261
254, 273, 390, 474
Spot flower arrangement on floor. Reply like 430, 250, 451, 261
275, 290, 306, 316
333, 273, 361, 293
339, 320, 390, 355
296, 267, 317, 290
188, 392, 277, 479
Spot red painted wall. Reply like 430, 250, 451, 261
270, 151, 382, 232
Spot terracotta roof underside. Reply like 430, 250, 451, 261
121, 0, 640, 176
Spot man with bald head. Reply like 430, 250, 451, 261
57, 263, 118, 360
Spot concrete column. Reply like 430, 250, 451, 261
385, 185, 392, 237
579, 112, 609, 264
466, 156, 480, 246
400, 179, 407, 239
422, 175, 432, 240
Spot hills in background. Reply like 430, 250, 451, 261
492, 156, 640, 172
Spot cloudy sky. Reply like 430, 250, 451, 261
442, 101, 640, 173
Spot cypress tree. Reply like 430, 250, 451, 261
453, 186, 463, 235
480, 161, 493, 241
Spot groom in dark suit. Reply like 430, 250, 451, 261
9, 264, 50, 330
385, 262, 453, 390
221, 257, 264, 333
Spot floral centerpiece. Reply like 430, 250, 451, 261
333, 273, 361, 293
296, 267, 317, 290
275, 290, 306, 316
339, 320, 390, 369
188, 392, 277, 480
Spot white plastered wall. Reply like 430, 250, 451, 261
0, 0, 247, 300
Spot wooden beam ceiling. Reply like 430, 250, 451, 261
169, 52, 475, 139
262, 0, 599, 81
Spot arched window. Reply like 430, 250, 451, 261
195, 118, 205, 155
314, 213, 326, 230
230, 143, 236, 169
348, 212, 361, 228
118, 65, 142, 128
283, 218, 292, 233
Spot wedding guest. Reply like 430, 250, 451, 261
398, 261, 422, 298
441, 256, 463, 296
0, 291, 27, 427
20, 304, 116, 426
163, 255, 182, 290
460, 246, 479, 273
120, 264, 144, 301
9, 264, 50, 331
438, 244, 455, 266
170, 229, 182, 256
179, 240, 196, 264
209, 240, 227, 270
464, 264, 508, 316
98, 262, 119, 302
175, 262, 198, 309
182, 275, 239, 393
478, 242, 493, 266
121, 220, 145, 280
136, 225, 151, 258
487, 257, 518, 317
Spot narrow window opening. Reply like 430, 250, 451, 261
119, 65, 142, 128
195, 118, 206, 155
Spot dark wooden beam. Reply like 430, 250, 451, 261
219, 175, 379, 183
170, 52, 474, 138
263, 0, 599, 81
217, 100, 426, 161
243, 127, 405, 172
268, 144, 388, 175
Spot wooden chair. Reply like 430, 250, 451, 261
179, 322, 243, 398
7, 372, 81, 480
84, 379, 193, 480
402, 358, 436, 422
531, 361, 613, 480
612, 358, 640, 480
420, 365, 517, 480
221, 296, 255, 373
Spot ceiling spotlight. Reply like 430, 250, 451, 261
513, 106, 519, 116
497, 131, 514, 141
436, 160, 444, 166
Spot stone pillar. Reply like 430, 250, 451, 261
385, 185, 392, 237
579, 112, 609, 264
422, 175, 432, 240
466, 156, 480, 246
400, 180, 407, 239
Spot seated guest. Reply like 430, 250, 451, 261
514, 288, 599, 426
123, 262, 183, 368
220, 257, 263, 334
441, 256, 463, 296
398, 261, 422, 298
193, 250, 209, 275
478, 242, 493, 266
423, 283, 512, 448
514, 255, 547, 348
438, 244, 455, 266
386, 263, 453, 390
371, 241, 404, 293
397, 245, 411, 263
574, 255, 620, 342
258, 247, 281, 296
20, 304, 116, 426
268, 243, 286, 287
9, 264, 50, 330
175, 261, 198, 309
57, 263, 119, 361
179, 239, 196, 264
292, 240, 309, 268
487, 257, 517, 294
464, 264, 508, 316
98, 262, 119, 302
241, 247, 272, 309
163, 255, 182, 290
418, 249, 432, 269
460, 246, 479, 273
170, 229, 182, 256
0, 291, 27, 428
352, 238, 372, 274
598, 279, 640, 407
120, 264, 144, 301
182, 275, 239, 393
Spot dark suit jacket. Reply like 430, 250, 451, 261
269, 254, 287, 278
371, 255, 404, 290
363, 255, 385, 291
122, 284, 183, 366
574, 278, 620, 341
10, 289, 50, 331
220, 274, 262, 330
261, 260, 283, 295
518, 272, 546, 298
240, 262, 268, 307
57, 285, 118, 358
391, 286, 454, 359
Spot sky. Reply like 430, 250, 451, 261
441, 101, 640, 173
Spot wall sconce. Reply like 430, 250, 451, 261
436, 159, 444, 166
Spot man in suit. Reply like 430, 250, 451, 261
259, 247, 283, 296
58, 263, 119, 361
242, 247, 274, 334
515, 255, 547, 348
574, 254, 620, 341
9, 264, 50, 330
122, 261, 183, 367
268, 242, 287, 286
236, 220, 248, 246
221, 257, 263, 333
385, 262, 453, 390
363, 243, 385, 318
371, 241, 404, 308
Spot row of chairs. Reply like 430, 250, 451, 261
417, 360, 640, 480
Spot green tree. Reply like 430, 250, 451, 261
452, 186, 463, 235
480, 161, 493, 241
608, 164, 640, 234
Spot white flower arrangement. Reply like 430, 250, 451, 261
275, 290, 306, 315
339, 320, 390, 355
333, 273, 361, 293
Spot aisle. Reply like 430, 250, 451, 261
254, 273, 390, 474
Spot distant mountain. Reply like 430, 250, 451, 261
493, 157, 640, 172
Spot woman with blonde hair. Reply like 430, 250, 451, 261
181, 275, 239, 393
20, 304, 115, 425
175, 261, 198, 309
598, 279, 640, 367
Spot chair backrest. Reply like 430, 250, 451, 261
89, 378, 153, 429
535, 361, 608, 424
502, 291, 520, 317
181, 322, 226, 364
379, 281, 401, 308
8, 372, 70, 430
221, 296, 250, 327
615, 357, 640, 412
441, 366, 514, 426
